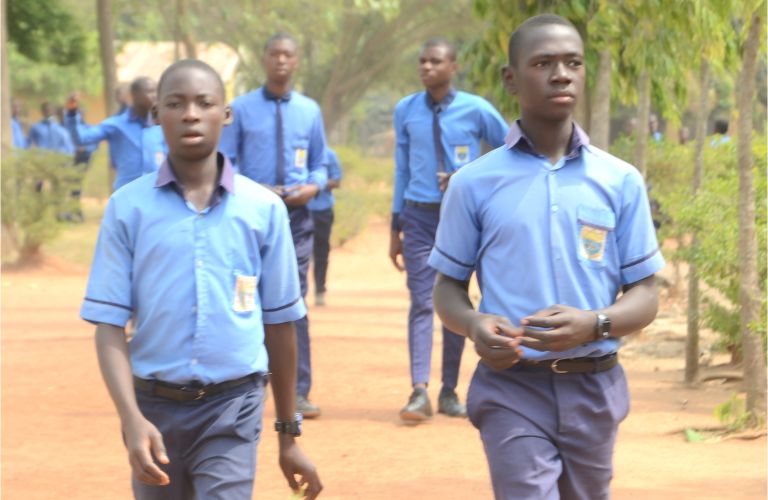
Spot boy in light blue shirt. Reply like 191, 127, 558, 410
220, 33, 328, 418
389, 38, 508, 422
81, 60, 322, 500
430, 15, 663, 499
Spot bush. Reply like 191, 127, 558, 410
1, 148, 86, 262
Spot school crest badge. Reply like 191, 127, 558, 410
454, 145, 470, 165
233, 275, 257, 313
294, 148, 307, 169
579, 225, 607, 263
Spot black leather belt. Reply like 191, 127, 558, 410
405, 200, 441, 210
133, 373, 264, 402
518, 353, 618, 374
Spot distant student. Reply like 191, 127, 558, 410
390, 38, 508, 422
80, 59, 322, 500
66, 77, 167, 191
220, 33, 328, 419
308, 148, 342, 306
430, 15, 664, 499
11, 99, 27, 149
649, 113, 663, 142
711, 119, 731, 145
28, 101, 75, 154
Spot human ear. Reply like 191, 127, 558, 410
151, 104, 159, 124
223, 106, 233, 126
501, 65, 517, 95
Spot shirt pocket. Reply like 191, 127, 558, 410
577, 205, 616, 269
232, 270, 258, 314
292, 138, 309, 170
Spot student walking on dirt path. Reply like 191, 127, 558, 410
65, 77, 167, 191
220, 33, 328, 420
430, 14, 664, 499
389, 38, 508, 423
308, 147, 342, 307
80, 59, 322, 500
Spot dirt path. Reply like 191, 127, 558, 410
2, 222, 765, 499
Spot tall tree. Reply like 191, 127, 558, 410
97, 0, 117, 190
736, 2, 766, 419
1, 0, 11, 150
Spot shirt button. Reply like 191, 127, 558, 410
196, 260, 204, 268
191, 358, 198, 365
551, 205, 559, 212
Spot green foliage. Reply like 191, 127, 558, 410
7, 0, 87, 66
714, 393, 761, 431
1, 149, 86, 261
331, 146, 393, 246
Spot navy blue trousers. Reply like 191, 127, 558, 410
132, 377, 266, 500
467, 362, 630, 500
400, 203, 465, 389
289, 206, 314, 397
310, 208, 334, 294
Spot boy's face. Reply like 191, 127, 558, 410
419, 45, 457, 90
155, 67, 231, 162
503, 24, 584, 123
133, 80, 158, 112
262, 39, 299, 85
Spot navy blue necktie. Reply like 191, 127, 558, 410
432, 104, 445, 173
275, 99, 285, 186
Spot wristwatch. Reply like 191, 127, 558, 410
275, 412, 303, 436
595, 312, 612, 340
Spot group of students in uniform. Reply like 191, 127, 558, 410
78, 13, 664, 500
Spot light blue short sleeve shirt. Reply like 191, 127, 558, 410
428, 121, 665, 360
80, 155, 306, 384
392, 90, 509, 215
219, 87, 328, 189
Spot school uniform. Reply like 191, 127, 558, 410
28, 118, 75, 154
12, 117, 27, 149
392, 88, 508, 390
220, 87, 328, 400
66, 107, 167, 191
428, 121, 665, 499
307, 148, 342, 296
80, 154, 305, 499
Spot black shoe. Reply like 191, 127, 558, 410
438, 388, 467, 418
400, 388, 433, 422
297, 395, 321, 419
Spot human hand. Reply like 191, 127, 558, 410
520, 305, 598, 352
279, 439, 323, 499
389, 230, 404, 272
122, 415, 170, 486
284, 184, 320, 206
468, 314, 524, 371
437, 171, 453, 192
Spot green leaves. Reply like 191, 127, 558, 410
7, 0, 87, 66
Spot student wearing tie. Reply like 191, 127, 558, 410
220, 33, 328, 419
389, 38, 508, 423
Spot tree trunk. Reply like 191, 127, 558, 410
589, 48, 612, 149
178, 0, 197, 59
685, 60, 710, 384
1, 0, 11, 150
634, 70, 650, 176
736, 5, 766, 420
97, 0, 117, 191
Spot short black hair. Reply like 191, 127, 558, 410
507, 14, 578, 67
422, 37, 457, 62
264, 33, 297, 53
714, 119, 728, 135
157, 59, 226, 100
130, 76, 155, 95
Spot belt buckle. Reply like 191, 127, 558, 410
551, 359, 568, 374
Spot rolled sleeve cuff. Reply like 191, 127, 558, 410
427, 246, 474, 281
620, 248, 666, 285
80, 297, 132, 327
262, 297, 307, 324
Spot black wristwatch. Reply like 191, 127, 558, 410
595, 312, 612, 340
275, 412, 303, 436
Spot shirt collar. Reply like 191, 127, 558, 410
426, 88, 457, 112
505, 120, 590, 159
262, 86, 293, 102
155, 152, 235, 207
